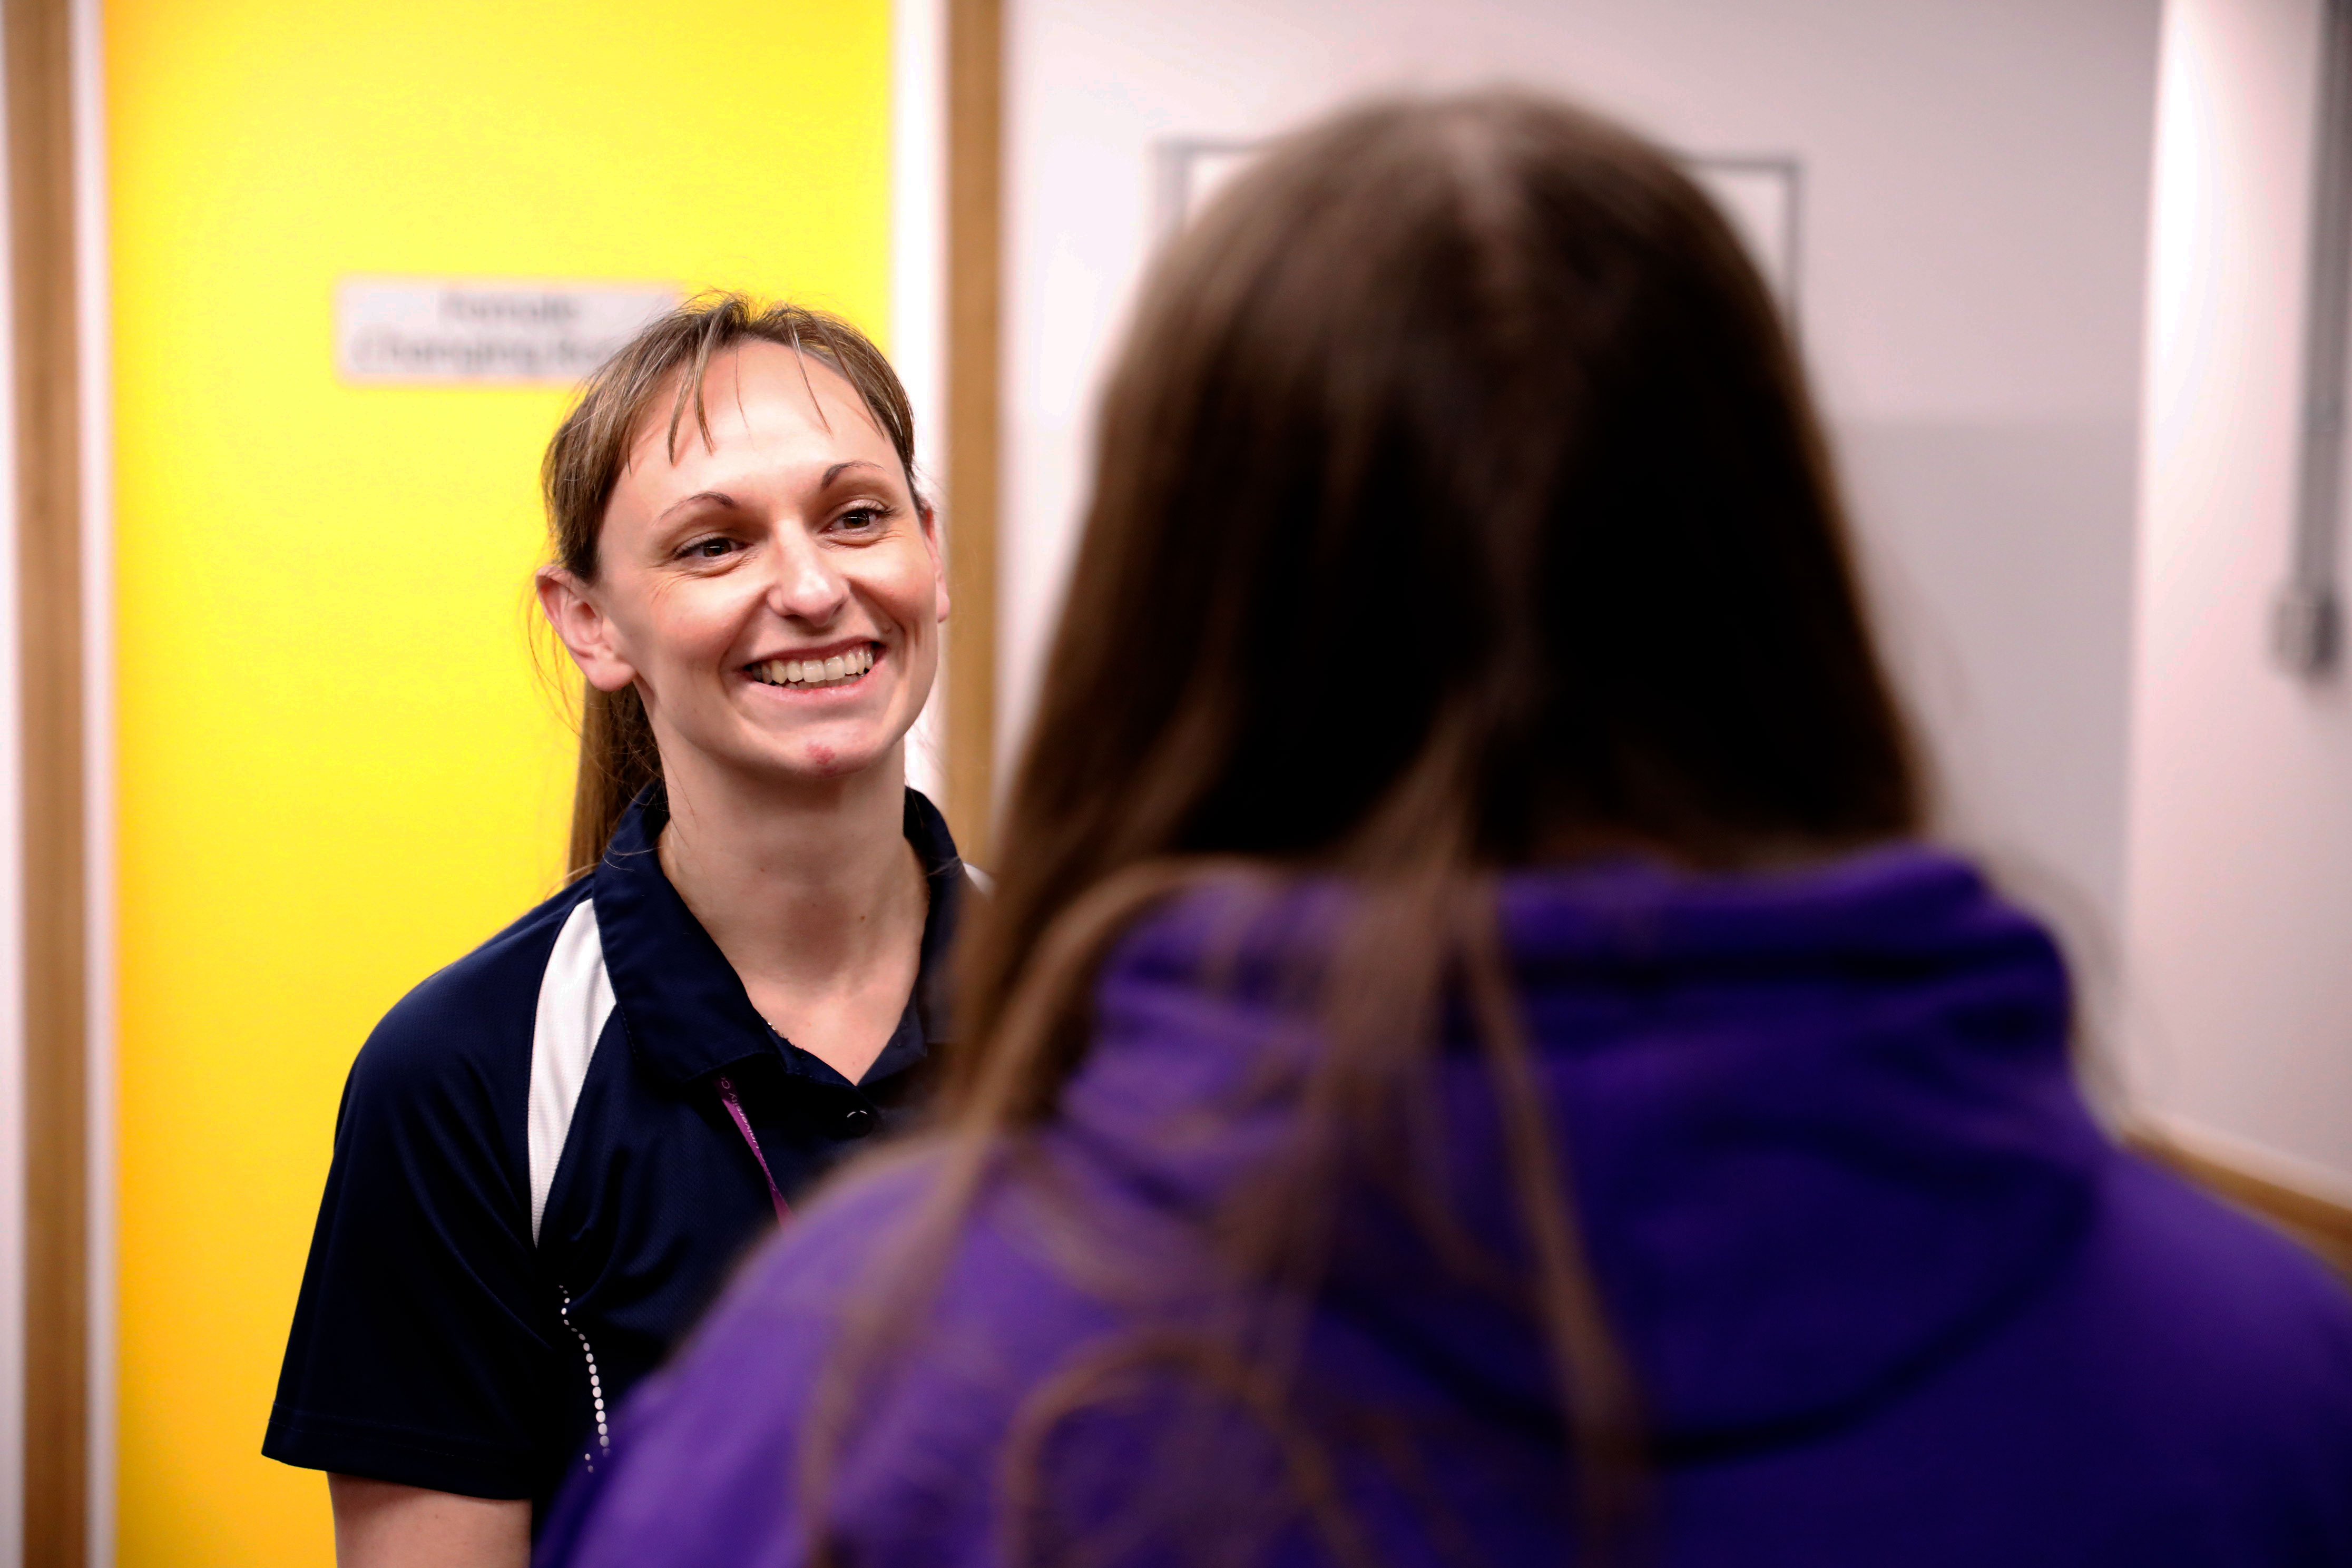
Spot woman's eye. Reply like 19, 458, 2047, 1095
681, 537, 739, 560
836, 505, 889, 532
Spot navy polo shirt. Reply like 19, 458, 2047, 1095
264, 786, 973, 1513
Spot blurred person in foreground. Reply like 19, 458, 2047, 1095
538, 92, 2352, 1567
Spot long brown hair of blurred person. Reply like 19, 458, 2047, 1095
803, 91, 1922, 1567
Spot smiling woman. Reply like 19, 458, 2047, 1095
260, 297, 981, 1568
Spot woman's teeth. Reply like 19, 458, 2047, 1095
750, 645, 876, 689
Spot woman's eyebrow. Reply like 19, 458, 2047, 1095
822, 459, 885, 486
656, 490, 737, 524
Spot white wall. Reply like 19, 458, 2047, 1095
1003, 0, 2162, 942
2123, 0, 2352, 1196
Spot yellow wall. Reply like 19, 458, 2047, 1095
107, 3, 894, 1560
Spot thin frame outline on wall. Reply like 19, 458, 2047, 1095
1150, 136, 1805, 336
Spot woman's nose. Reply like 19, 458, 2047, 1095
766, 534, 850, 624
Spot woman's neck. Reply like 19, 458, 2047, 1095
653, 743, 928, 1079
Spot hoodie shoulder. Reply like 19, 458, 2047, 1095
1916, 1147, 2352, 1554
2088, 1149, 2352, 1415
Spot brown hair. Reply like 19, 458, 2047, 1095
810, 92, 1921, 1562
541, 292, 920, 876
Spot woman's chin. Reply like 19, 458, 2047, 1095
659, 702, 916, 793
745, 724, 907, 786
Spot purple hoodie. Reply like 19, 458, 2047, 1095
538, 847, 2352, 1566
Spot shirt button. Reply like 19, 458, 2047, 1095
838, 1105, 878, 1139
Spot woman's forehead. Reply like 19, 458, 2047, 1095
622, 340, 891, 475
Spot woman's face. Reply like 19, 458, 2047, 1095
543, 341, 946, 789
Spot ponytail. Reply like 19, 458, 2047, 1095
566, 684, 663, 880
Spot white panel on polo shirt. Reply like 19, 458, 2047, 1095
528, 898, 616, 1244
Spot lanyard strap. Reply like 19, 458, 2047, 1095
714, 1074, 791, 1225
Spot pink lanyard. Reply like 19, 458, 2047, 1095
713, 1075, 791, 1224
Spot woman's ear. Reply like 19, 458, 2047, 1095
919, 502, 951, 625
535, 566, 639, 693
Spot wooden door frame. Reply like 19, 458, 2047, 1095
5, 0, 90, 1561
943, 0, 1001, 865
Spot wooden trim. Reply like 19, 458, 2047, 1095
4, 0, 89, 1563
944, 0, 1001, 866
2128, 1130, 2352, 1284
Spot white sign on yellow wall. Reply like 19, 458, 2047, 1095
335, 280, 681, 384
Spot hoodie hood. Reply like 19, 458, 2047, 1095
1057, 845, 2103, 1448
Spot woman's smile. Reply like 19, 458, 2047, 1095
743, 640, 881, 692
550, 338, 950, 788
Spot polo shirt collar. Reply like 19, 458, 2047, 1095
589, 784, 966, 1089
